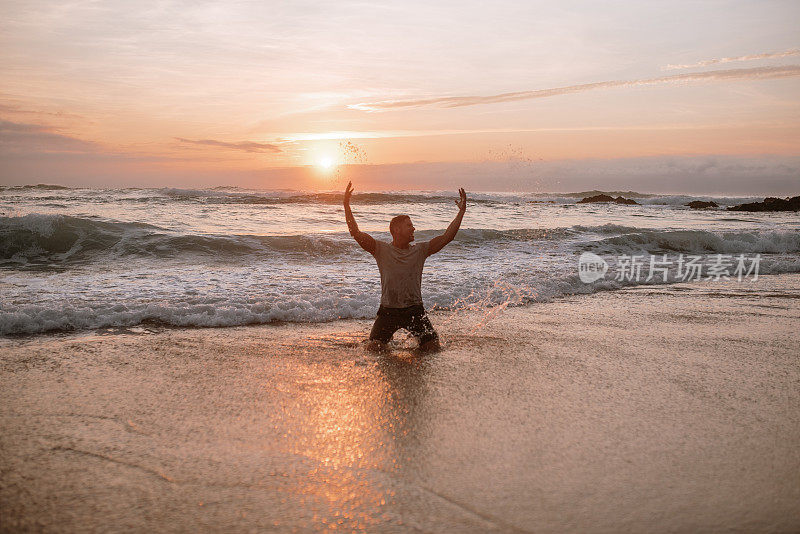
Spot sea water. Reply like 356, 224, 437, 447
1, 185, 798, 335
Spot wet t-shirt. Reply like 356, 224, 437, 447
373, 240, 430, 308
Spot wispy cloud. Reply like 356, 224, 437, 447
276, 122, 780, 142
663, 48, 800, 70
0, 119, 98, 153
175, 137, 282, 153
0, 100, 85, 122
350, 65, 800, 112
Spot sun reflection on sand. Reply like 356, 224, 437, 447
275, 339, 430, 529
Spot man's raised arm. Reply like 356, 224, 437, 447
344, 181, 376, 255
428, 188, 467, 256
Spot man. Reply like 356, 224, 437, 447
343, 181, 467, 352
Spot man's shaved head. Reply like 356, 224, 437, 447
389, 215, 411, 237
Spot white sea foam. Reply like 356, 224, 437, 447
590, 229, 800, 255
2, 255, 797, 335
2, 189, 798, 336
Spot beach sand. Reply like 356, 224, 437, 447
1, 275, 799, 533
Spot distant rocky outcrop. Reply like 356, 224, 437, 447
685, 200, 719, 209
577, 194, 639, 205
727, 196, 800, 212
566, 190, 653, 199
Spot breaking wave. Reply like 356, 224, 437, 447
3, 214, 798, 266
2, 256, 798, 336
589, 229, 800, 255
0, 214, 356, 264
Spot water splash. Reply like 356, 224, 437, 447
439, 279, 536, 334
339, 141, 368, 165
486, 144, 548, 193
332, 141, 369, 188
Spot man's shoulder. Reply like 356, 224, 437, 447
394, 241, 430, 252
377, 240, 430, 252
415, 240, 431, 254
372, 239, 389, 258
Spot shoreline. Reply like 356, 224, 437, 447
3, 269, 799, 343
1, 274, 799, 532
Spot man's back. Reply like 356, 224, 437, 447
373, 240, 430, 308
342, 182, 466, 352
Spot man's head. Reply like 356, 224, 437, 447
389, 215, 415, 245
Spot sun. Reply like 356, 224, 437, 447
317, 156, 336, 171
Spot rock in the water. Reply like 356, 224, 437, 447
578, 194, 614, 203
686, 201, 719, 209
727, 196, 800, 212
577, 194, 639, 205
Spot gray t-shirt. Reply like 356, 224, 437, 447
373, 240, 430, 308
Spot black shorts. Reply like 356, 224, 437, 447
369, 305, 439, 345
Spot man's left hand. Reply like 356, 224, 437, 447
455, 188, 467, 212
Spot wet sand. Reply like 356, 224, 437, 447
1, 275, 799, 532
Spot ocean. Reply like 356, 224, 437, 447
1, 184, 799, 336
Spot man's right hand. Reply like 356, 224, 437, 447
344, 181, 353, 205
343, 181, 376, 254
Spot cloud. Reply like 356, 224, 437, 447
0, 119, 98, 153
350, 65, 800, 111
663, 48, 800, 70
175, 137, 282, 153
0, 100, 85, 122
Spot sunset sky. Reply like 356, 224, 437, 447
1, 0, 799, 192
